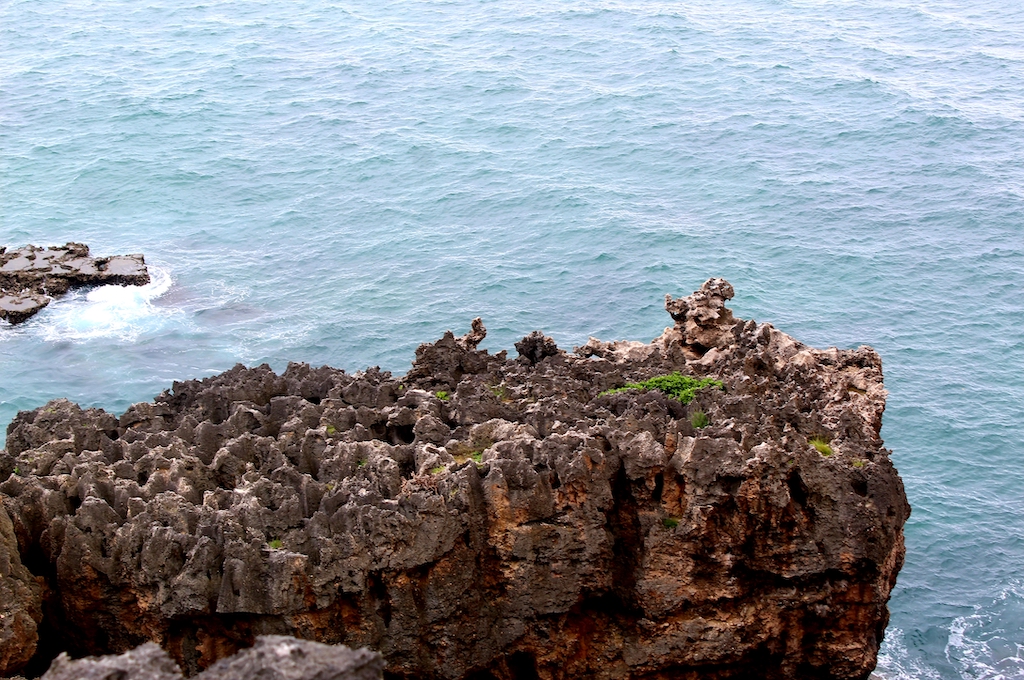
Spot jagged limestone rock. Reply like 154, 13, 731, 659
1, 280, 909, 679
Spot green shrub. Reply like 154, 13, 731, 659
269, 539, 283, 550
852, 459, 865, 468
809, 436, 833, 456
430, 466, 444, 474
600, 373, 723, 404
326, 425, 337, 435
435, 390, 450, 401
662, 517, 680, 529
690, 410, 710, 429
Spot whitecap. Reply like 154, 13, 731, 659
37, 266, 178, 343
945, 581, 1024, 680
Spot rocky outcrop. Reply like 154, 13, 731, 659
40, 636, 383, 680
0, 279, 909, 679
0, 243, 149, 324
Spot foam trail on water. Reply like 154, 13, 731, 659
39, 266, 176, 343
944, 581, 1024, 680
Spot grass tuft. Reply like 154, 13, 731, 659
690, 410, 710, 429
809, 435, 833, 456
662, 517, 680, 529
269, 539, 283, 550
435, 390, 450, 401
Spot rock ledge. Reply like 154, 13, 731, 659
0, 243, 149, 324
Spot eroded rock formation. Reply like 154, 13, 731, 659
0, 243, 149, 324
0, 279, 909, 679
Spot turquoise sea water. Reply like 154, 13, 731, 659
2, 0, 1022, 676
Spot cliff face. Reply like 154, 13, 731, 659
0, 279, 909, 679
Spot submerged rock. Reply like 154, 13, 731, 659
0, 279, 909, 679
0, 243, 149, 324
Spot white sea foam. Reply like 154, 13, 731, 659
945, 582, 1024, 680
37, 266, 176, 343
872, 627, 944, 680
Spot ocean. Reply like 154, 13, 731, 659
1, 0, 1022, 676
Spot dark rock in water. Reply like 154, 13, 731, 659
0, 243, 149, 324
38, 636, 383, 680
0, 279, 910, 680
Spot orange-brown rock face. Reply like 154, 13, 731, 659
0, 279, 909, 679
0, 499, 43, 676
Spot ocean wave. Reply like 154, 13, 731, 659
945, 581, 1024, 680
873, 582, 1024, 680
35, 266, 178, 343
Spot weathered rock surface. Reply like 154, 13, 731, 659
197, 635, 384, 680
39, 636, 383, 680
0, 279, 909, 679
0, 243, 149, 324
0, 502, 42, 676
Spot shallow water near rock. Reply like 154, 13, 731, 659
1, 0, 1022, 677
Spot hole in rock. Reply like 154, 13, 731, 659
549, 469, 561, 490
787, 469, 808, 507
652, 472, 664, 502
851, 478, 868, 497
387, 423, 415, 445
507, 651, 540, 680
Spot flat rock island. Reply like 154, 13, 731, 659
0, 243, 150, 324
0, 279, 909, 679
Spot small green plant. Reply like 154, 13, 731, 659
489, 384, 510, 401
690, 410, 710, 429
852, 459, 865, 468
662, 517, 680, 529
450, 436, 493, 465
326, 425, 337, 435
326, 481, 336, 491
269, 539, 283, 550
357, 458, 367, 468
809, 435, 833, 456
13, 466, 20, 475
435, 390, 450, 401
600, 373, 723, 404
430, 466, 444, 474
